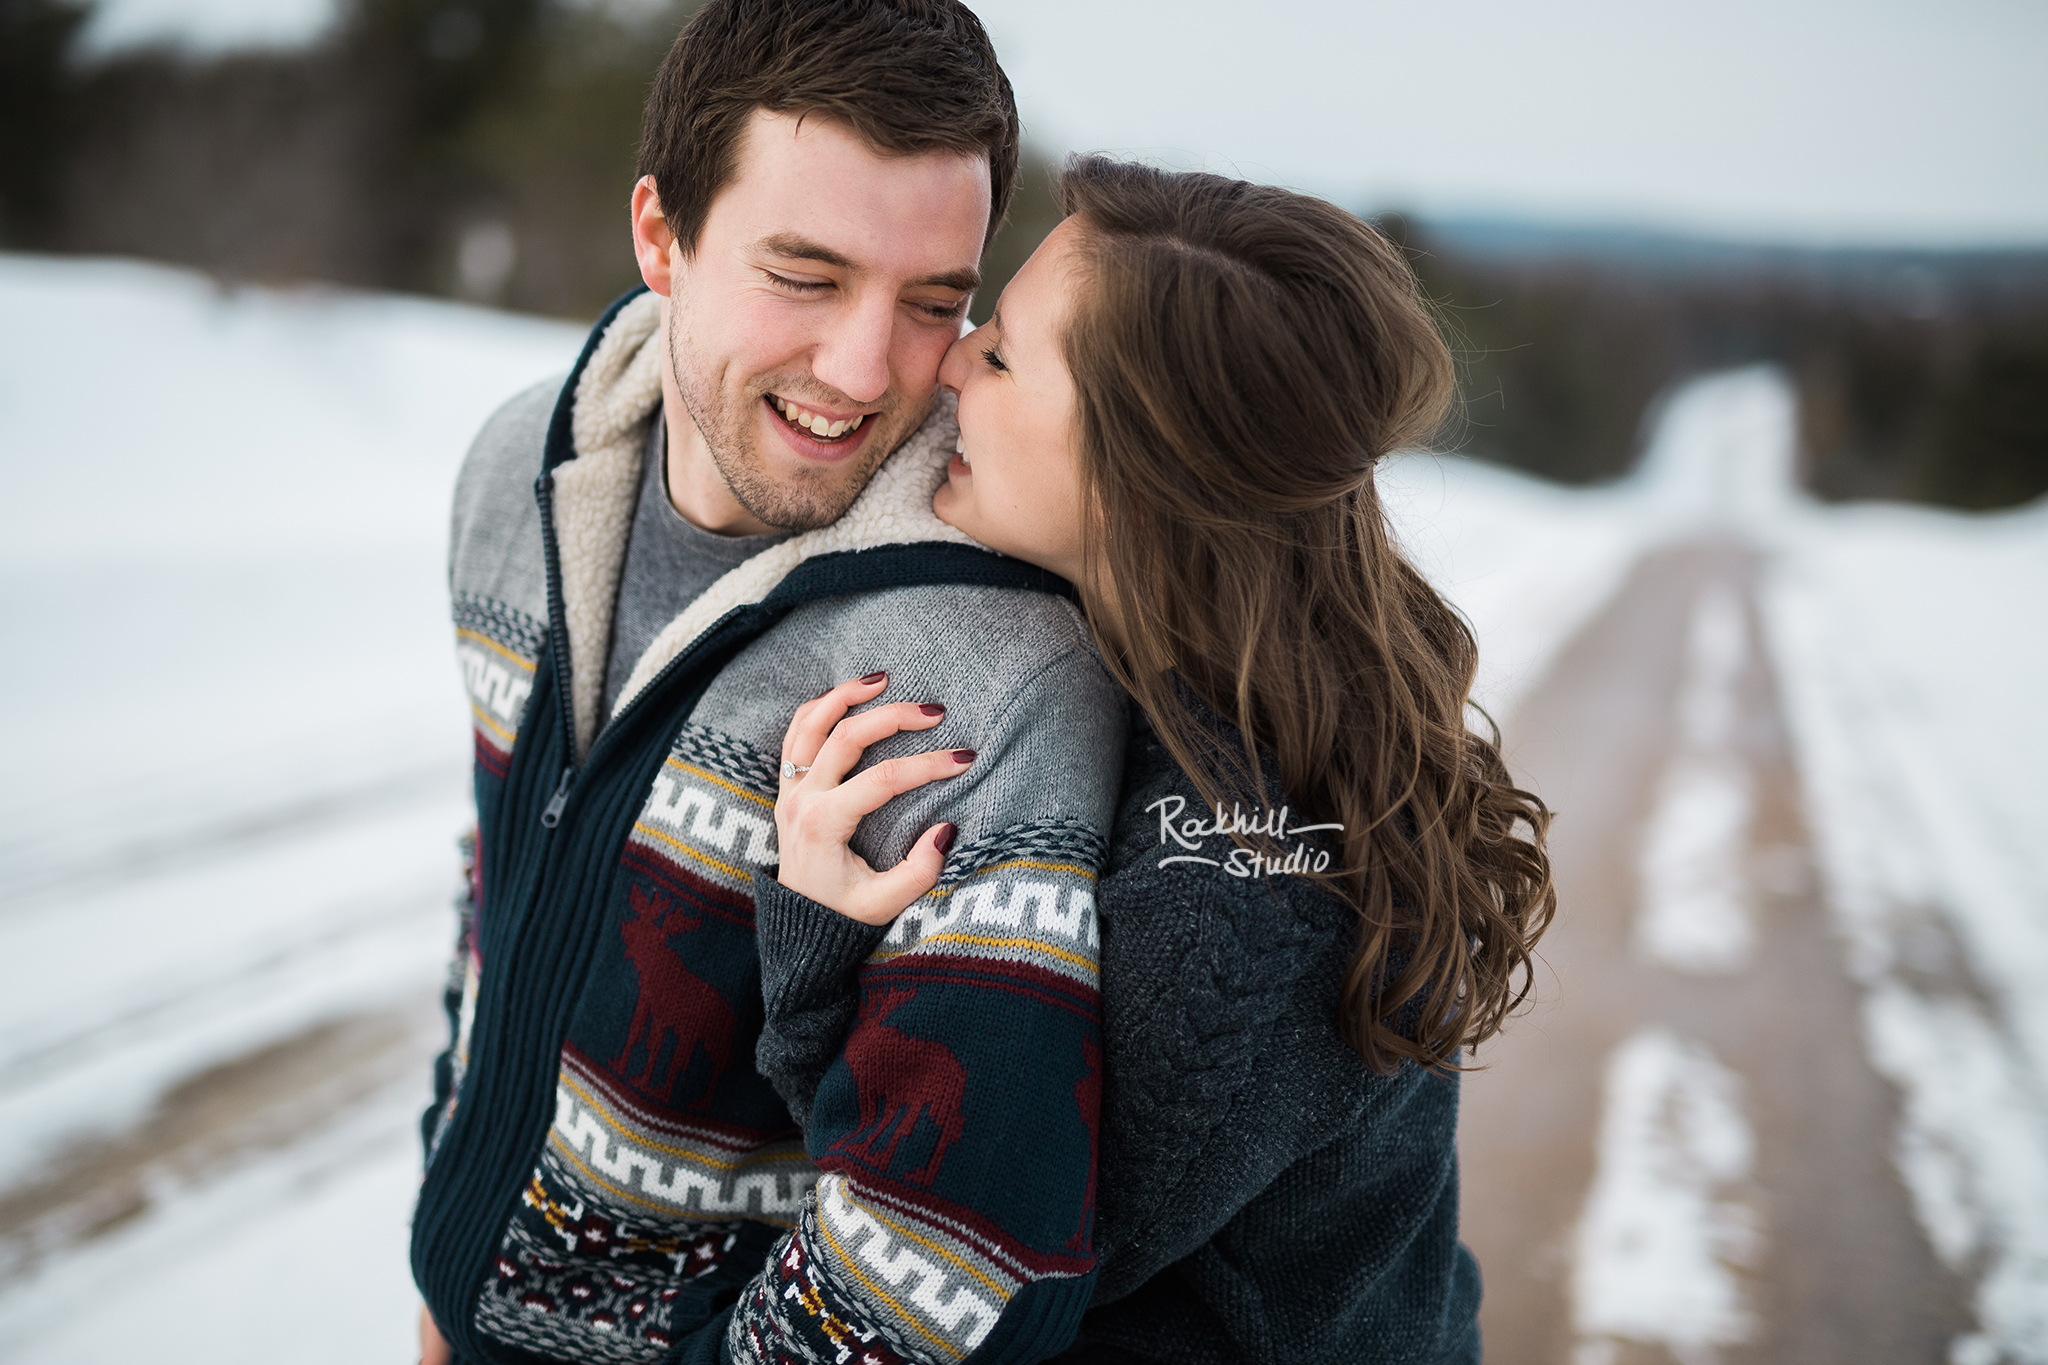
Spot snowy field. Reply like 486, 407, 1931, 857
0, 255, 584, 1361
1, 256, 2043, 1361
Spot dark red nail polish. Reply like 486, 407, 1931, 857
951, 749, 977, 764
920, 703, 945, 717
859, 670, 887, 685
935, 823, 958, 856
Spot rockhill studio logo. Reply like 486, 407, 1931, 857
1147, 795, 1342, 878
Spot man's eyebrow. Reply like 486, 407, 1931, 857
758, 233, 856, 271
915, 265, 982, 294
756, 233, 980, 294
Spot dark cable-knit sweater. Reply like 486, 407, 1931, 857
755, 702, 1482, 1365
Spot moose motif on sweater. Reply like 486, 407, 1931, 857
832, 986, 966, 1188
611, 884, 735, 1110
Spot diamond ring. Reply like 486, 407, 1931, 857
780, 760, 812, 779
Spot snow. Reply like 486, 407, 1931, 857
0, 795, 463, 1192
1630, 367, 1802, 532
0, 1081, 429, 1363
0, 255, 581, 904
1378, 367, 1800, 725
1376, 455, 1656, 723
0, 254, 584, 1360
2, 256, 2044, 1362
1761, 494, 2048, 1362
1570, 1027, 1762, 1364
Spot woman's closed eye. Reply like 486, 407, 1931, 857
980, 345, 1008, 373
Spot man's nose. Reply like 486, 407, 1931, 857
810, 290, 896, 406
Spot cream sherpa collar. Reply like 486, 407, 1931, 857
549, 290, 978, 759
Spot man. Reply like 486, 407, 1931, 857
414, 3, 1122, 1362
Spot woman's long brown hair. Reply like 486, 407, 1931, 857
1058, 156, 1555, 1072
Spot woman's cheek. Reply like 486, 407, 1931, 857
931, 476, 968, 533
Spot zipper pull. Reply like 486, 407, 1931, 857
540, 766, 574, 828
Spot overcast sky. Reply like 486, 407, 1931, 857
84, 0, 2048, 247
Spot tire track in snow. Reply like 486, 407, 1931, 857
0, 1001, 439, 1288
0, 759, 463, 916
1572, 584, 1765, 1364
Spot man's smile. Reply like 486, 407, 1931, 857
764, 392, 874, 444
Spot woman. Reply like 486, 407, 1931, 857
757, 157, 1555, 1363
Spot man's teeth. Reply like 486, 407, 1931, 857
775, 397, 865, 439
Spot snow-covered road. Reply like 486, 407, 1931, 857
1424, 370, 2048, 1364
1, 257, 2042, 1362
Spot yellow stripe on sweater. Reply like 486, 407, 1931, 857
469, 703, 515, 745
926, 858, 1097, 893
630, 822, 754, 883
666, 756, 776, 810
869, 932, 1097, 975
456, 627, 536, 672
814, 1203, 968, 1360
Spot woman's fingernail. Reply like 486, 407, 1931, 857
951, 749, 977, 764
919, 703, 945, 717
859, 671, 887, 685
935, 823, 958, 855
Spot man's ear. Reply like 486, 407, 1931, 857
631, 176, 679, 296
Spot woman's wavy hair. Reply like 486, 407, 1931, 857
1057, 155, 1555, 1072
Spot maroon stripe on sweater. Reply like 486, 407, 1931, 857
814, 1168, 1101, 1280
856, 957, 1100, 1025
559, 1042, 801, 1150
616, 844, 757, 930
473, 729, 511, 778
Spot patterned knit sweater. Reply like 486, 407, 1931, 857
417, 288, 1126, 1365
756, 702, 1482, 1365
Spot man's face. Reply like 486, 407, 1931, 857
655, 110, 990, 531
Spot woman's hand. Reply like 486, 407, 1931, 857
419, 1303, 450, 1365
775, 672, 975, 925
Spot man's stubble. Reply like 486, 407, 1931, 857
666, 281, 908, 533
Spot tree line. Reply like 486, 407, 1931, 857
3, 0, 2041, 509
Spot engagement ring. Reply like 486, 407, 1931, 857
780, 760, 812, 779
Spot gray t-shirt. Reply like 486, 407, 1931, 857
602, 411, 795, 715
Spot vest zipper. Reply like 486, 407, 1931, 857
539, 767, 574, 828
534, 468, 580, 827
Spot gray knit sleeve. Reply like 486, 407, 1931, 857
750, 869, 888, 1129
841, 624, 1126, 877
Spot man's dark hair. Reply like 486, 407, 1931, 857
637, 0, 1019, 253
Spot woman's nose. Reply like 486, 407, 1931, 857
938, 326, 983, 395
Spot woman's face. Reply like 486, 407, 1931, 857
933, 216, 1088, 584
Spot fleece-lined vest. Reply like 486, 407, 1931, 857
414, 288, 1126, 1365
